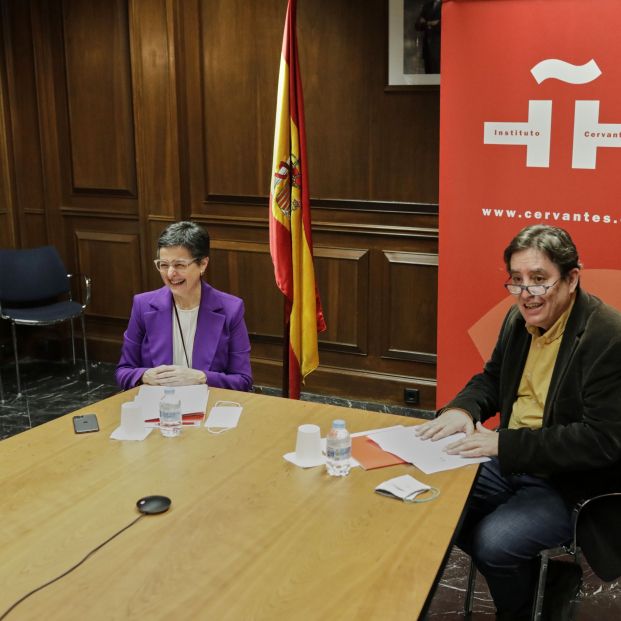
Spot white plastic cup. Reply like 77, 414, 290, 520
294, 424, 322, 465
121, 402, 144, 436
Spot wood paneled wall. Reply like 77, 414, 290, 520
0, 0, 440, 409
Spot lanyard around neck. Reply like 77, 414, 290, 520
173, 303, 191, 368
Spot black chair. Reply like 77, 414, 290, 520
0, 246, 91, 396
464, 492, 621, 620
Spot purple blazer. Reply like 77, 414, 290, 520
115, 281, 253, 391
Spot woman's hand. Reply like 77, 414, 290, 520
141, 365, 206, 386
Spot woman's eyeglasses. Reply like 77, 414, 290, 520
153, 259, 199, 272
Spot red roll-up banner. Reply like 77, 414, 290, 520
438, 0, 621, 407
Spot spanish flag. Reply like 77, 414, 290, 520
269, 0, 326, 399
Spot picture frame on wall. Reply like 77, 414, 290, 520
387, 0, 441, 89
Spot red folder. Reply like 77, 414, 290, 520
352, 435, 407, 470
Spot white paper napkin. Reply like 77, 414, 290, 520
110, 426, 153, 441
283, 451, 326, 468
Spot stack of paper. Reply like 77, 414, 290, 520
134, 385, 209, 427
367, 425, 489, 474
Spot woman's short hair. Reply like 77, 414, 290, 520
157, 221, 210, 259
503, 225, 581, 278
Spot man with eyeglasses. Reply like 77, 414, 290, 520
416, 224, 621, 619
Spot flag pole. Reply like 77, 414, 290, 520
282, 303, 290, 398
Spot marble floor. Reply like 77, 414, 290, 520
425, 547, 621, 619
1, 359, 619, 619
0, 359, 120, 439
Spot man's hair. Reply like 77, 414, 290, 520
503, 225, 581, 278
157, 221, 210, 259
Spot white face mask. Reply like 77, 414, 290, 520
205, 401, 243, 433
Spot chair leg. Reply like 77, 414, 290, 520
568, 553, 582, 621
532, 550, 550, 620
464, 557, 477, 616
80, 314, 90, 384
70, 318, 76, 364
10, 323, 22, 397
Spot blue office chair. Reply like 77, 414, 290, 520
0, 246, 91, 396
464, 492, 621, 620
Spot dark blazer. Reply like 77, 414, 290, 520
444, 288, 621, 578
115, 281, 253, 392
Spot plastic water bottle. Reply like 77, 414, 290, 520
159, 387, 181, 437
326, 419, 351, 476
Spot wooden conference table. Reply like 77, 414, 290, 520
0, 388, 478, 620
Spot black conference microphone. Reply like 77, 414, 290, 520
137, 495, 172, 514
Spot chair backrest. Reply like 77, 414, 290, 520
575, 492, 621, 582
0, 246, 70, 304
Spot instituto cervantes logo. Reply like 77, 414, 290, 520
273, 157, 302, 218
483, 59, 619, 169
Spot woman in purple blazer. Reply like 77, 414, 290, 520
116, 222, 253, 391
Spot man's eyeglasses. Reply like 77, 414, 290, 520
153, 259, 199, 272
504, 279, 560, 296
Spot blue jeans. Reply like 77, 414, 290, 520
456, 458, 572, 619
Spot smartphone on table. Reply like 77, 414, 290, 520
72, 413, 99, 434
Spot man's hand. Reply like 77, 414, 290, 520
141, 365, 206, 386
414, 408, 475, 441
444, 422, 499, 458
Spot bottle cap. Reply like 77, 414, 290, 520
332, 419, 345, 428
